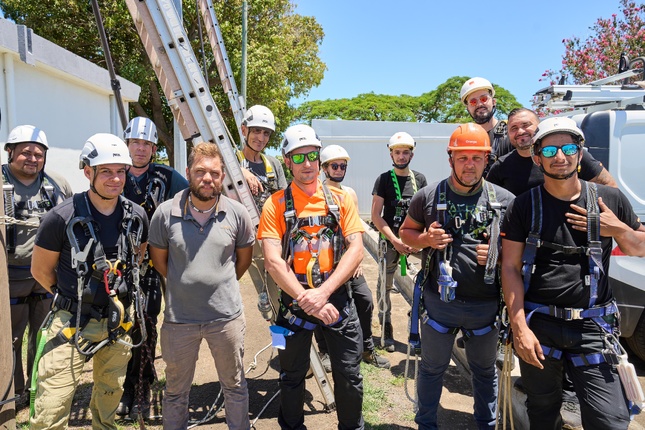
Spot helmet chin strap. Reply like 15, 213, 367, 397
90, 168, 118, 201
392, 162, 410, 170
327, 174, 345, 183
539, 163, 579, 181
451, 170, 482, 193
473, 105, 497, 125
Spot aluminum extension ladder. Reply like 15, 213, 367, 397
125, 0, 336, 410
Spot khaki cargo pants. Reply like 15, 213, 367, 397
30, 309, 132, 430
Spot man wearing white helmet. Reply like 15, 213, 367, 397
30, 133, 148, 429
487, 108, 617, 429
120, 116, 188, 418
501, 117, 645, 429
2, 125, 73, 406
237, 105, 287, 209
315, 144, 391, 370
371, 131, 427, 351
460, 77, 513, 168
258, 124, 365, 429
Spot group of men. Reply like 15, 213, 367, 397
5, 73, 645, 430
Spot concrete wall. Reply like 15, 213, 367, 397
0, 19, 140, 191
312, 119, 458, 217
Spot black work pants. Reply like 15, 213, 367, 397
277, 301, 364, 430
519, 314, 630, 430
315, 275, 374, 354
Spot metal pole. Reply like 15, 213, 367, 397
90, 0, 128, 129
241, 0, 248, 104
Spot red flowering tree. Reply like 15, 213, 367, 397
542, 0, 645, 86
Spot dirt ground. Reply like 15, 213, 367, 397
14, 247, 645, 429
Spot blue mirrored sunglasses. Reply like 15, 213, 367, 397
539, 143, 580, 158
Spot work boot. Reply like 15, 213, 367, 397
383, 322, 395, 352
116, 387, 134, 416
319, 352, 332, 373
362, 349, 391, 369
561, 400, 583, 430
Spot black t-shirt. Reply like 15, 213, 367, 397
502, 181, 641, 308
372, 169, 427, 236
408, 180, 514, 300
487, 149, 603, 196
35, 193, 149, 305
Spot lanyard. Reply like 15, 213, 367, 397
390, 169, 417, 201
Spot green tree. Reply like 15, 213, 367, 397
0, 0, 325, 158
294, 76, 521, 124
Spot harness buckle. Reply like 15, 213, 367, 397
561, 307, 583, 321
288, 314, 297, 325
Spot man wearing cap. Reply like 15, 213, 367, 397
258, 124, 365, 429
119, 116, 188, 418
237, 105, 287, 209
2, 125, 73, 406
460, 77, 513, 169
371, 131, 427, 351
501, 117, 645, 429
399, 123, 514, 430
30, 133, 148, 429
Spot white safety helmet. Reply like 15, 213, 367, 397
123, 116, 158, 145
243, 105, 276, 132
4, 125, 49, 151
388, 132, 416, 150
460, 77, 495, 105
320, 144, 350, 164
281, 124, 322, 157
79, 133, 133, 169
532, 117, 585, 149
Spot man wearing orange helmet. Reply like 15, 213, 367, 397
400, 123, 514, 430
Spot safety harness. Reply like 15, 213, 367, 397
237, 150, 278, 209
520, 183, 619, 359
278, 183, 349, 330
409, 179, 504, 350
519, 183, 644, 415
2, 165, 65, 254
125, 163, 171, 220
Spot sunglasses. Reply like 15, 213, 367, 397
330, 163, 347, 171
539, 143, 580, 158
468, 94, 490, 107
290, 150, 320, 164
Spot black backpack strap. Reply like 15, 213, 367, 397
521, 187, 542, 293
585, 182, 602, 308
483, 181, 502, 285
281, 185, 297, 261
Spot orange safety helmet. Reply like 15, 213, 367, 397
447, 123, 491, 153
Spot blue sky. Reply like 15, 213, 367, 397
293, 1, 623, 109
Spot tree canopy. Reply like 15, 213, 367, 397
294, 76, 522, 124
542, 0, 645, 85
0, 0, 326, 157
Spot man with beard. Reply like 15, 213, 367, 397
119, 116, 188, 418
487, 108, 616, 196
487, 108, 616, 430
460, 77, 513, 171
371, 132, 427, 351
2, 125, 72, 407
258, 124, 365, 430
148, 142, 255, 429
501, 117, 645, 429
400, 123, 514, 430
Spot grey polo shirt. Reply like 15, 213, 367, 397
149, 189, 255, 324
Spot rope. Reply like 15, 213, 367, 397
187, 341, 277, 428
495, 343, 515, 430
0, 216, 40, 228
403, 341, 420, 411
378, 239, 388, 348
